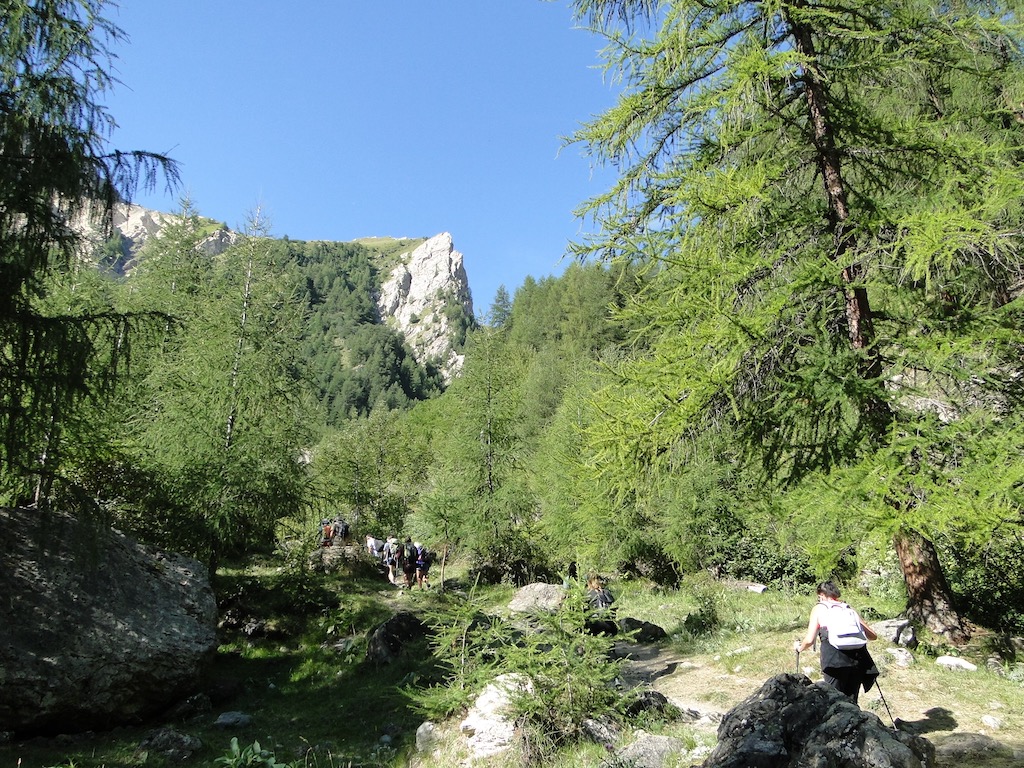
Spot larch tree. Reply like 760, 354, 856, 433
0, 0, 177, 502
570, 0, 1024, 641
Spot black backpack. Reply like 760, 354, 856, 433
404, 542, 417, 563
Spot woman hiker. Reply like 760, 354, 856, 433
795, 580, 879, 704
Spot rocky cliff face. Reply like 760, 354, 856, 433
375, 232, 474, 383
96, 206, 473, 384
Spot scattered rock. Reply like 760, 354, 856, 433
980, 715, 1002, 730
935, 656, 977, 672
136, 727, 202, 760
214, 711, 252, 729
885, 647, 915, 668
581, 716, 621, 746
619, 616, 668, 643
415, 721, 438, 753
459, 673, 532, 760
365, 611, 429, 665
873, 618, 918, 648
616, 731, 686, 768
623, 690, 678, 720
507, 583, 566, 614
930, 732, 1014, 762
721, 579, 768, 593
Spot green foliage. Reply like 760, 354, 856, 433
0, 0, 177, 496
413, 587, 626, 764
563, 0, 1024, 633
289, 238, 445, 422
680, 574, 723, 638
115, 211, 315, 565
215, 738, 294, 768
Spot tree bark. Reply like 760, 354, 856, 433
893, 528, 970, 644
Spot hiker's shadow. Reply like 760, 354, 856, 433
895, 707, 958, 735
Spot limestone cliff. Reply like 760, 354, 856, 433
96, 205, 474, 385
376, 232, 474, 383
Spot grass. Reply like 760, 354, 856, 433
2, 551, 1022, 768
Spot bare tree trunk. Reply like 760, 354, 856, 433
894, 528, 970, 644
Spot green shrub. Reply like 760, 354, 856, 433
214, 738, 294, 768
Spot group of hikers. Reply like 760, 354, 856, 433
319, 516, 350, 548
365, 534, 433, 590
335, 524, 877, 707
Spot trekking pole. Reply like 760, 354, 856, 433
793, 639, 800, 673
874, 678, 898, 730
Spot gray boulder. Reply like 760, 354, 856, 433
507, 582, 566, 614
700, 673, 934, 768
619, 616, 668, 642
873, 618, 918, 648
365, 611, 429, 665
617, 731, 686, 768
0, 506, 217, 734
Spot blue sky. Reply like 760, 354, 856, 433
102, 1, 621, 316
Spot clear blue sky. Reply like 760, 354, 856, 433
102, 1, 620, 316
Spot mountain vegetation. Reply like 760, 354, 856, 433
3, 0, 1024, 762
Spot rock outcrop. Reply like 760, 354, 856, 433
376, 232, 473, 383
0, 506, 217, 735
700, 673, 934, 768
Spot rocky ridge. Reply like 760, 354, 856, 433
90, 205, 473, 383
375, 232, 473, 383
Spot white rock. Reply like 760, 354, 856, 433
416, 721, 438, 753
459, 673, 532, 759
981, 715, 1003, 729
885, 647, 914, 668
935, 655, 977, 672
376, 232, 473, 383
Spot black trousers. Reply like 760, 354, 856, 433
823, 668, 862, 702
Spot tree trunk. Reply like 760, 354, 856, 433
893, 528, 970, 644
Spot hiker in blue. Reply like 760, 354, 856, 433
795, 580, 879, 703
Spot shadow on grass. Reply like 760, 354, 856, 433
894, 706, 958, 735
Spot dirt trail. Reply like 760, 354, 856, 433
613, 641, 1024, 768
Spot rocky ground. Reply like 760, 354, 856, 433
613, 640, 1024, 768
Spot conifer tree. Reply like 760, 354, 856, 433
571, 0, 1024, 640
0, 0, 178, 500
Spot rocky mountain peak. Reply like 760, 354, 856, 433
376, 232, 474, 383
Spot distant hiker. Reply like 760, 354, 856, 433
383, 536, 401, 584
584, 574, 618, 636
795, 580, 878, 703
414, 542, 431, 589
563, 561, 579, 588
332, 516, 349, 543
320, 519, 334, 548
401, 537, 418, 588
366, 534, 384, 560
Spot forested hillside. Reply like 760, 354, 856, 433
3, 0, 1024, 651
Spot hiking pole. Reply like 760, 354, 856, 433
874, 678, 898, 730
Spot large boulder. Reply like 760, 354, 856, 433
701, 673, 934, 768
507, 582, 566, 614
0, 506, 217, 735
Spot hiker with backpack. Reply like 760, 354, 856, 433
795, 580, 878, 703
320, 519, 335, 547
584, 574, 618, 636
383, 536, 402, 584
414, 542, 432, 589
401, 537, 418, 588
